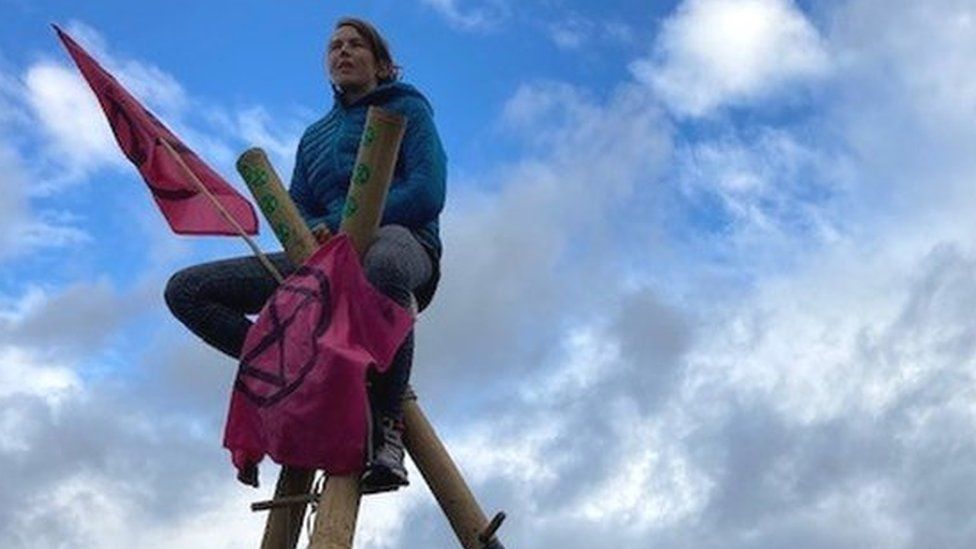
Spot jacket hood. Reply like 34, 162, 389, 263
332, 80, 433, 113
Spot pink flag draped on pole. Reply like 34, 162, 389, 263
54, 25, 258, 236
224, 235, 414, 486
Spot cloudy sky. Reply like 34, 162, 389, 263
2, 0, 976, 547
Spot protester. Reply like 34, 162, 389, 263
165, 16, 446, 493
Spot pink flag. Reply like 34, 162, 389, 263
223, 235, 414, 485
53, 25, 258, 236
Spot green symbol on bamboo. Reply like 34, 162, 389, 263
242, 165, 268, 187
363, 125, 376, 147
353, 163, 371, 186
260, 195, 278, 213
344, 197, 359, 218
275, 222, 291, 242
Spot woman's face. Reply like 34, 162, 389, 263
327, 25, 380, 96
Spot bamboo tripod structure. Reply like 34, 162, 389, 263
235, 107, 506, 549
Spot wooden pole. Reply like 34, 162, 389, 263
308, 106, 406, 549
402, 394, 498, 549
235, 105, 407, 549
336, 107, 406, 257
159, 138, 284, 283
236, 148, 320, 267
307, 476, 362, 549
235, 152, 319, 549
258, 467, 316, 549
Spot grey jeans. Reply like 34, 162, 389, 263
164, 225, 433, 420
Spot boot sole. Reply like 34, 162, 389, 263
361, 465, 409, 495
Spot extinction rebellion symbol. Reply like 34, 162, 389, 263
103, 86, 196, 201
234, 265, 333, 407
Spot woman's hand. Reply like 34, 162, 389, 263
311, 224, 331, 244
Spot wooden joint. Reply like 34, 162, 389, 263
251, 493, 319, 512
478, 511, 506, 547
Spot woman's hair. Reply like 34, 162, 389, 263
334, 17, 401, 83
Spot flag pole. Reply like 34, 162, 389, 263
158, 138, 285, 284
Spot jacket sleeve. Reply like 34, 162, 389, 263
288, 139, 329, 230
381, 99, 447, 227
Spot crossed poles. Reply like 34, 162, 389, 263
235, 108, 506, 549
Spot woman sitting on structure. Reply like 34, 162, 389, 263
165, 16, 446, 494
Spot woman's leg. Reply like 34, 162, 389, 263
360, 225, 433, 491
362, 225, 433, 417
164, 252, 295, 359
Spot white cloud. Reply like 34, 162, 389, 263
353, 476, 428, 549
547, 17, 590, 50
234, 106, 303, 169
0, 67, 30, 127
2, 468, 269, 549
0, 347, 79, 404
576, 411, 709, 530
633, 0, 828, 117
452, 419, 562, 487
421, 0, 509, 31
0, 280, 155, 354
12, 214, 91, 252
831, 0, 976, 122
0, 325, 271, 548
521, 326, 621, 403
669, 127, 847, 271
0, 141, 89, 259
545, 16, 635, 51
500, 80, 600, 140
0, 346, 80, 455
673, 239, 976, 546
405, 1, 976, 546
417, 81, 670, 396
0, 142, 32, 248
24, 61, 123, 179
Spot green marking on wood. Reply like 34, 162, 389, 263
241, 164, 269, 187
363, 125, 376, 147
274, 222, 291, 243
260, 194, 278, 214
343, 197, 359, 218
353, 163, 371, 186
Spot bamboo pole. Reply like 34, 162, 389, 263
336, 107, 406, 257
307, 476, 362, 549
235, 151, 319, 549
258, 467, 316, 549
236, 148, 320, 267
235, 106, 407, 548
309, 106, 406, 548
402, 393, 503, 549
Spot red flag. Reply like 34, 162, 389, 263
53, 25, 258, 235
223, 235, 413, 485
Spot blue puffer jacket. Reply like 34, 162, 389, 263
289, 81, 447, 260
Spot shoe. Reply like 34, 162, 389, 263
361, 416, 409, 494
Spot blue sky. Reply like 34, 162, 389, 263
3, 1, 976, 548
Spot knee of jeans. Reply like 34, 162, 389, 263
164, 267, 202, 321
363, 248, 410, 294
364, 252, 407, 290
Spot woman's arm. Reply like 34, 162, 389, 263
381, 99, 447, 227
288, 138, 331, 230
